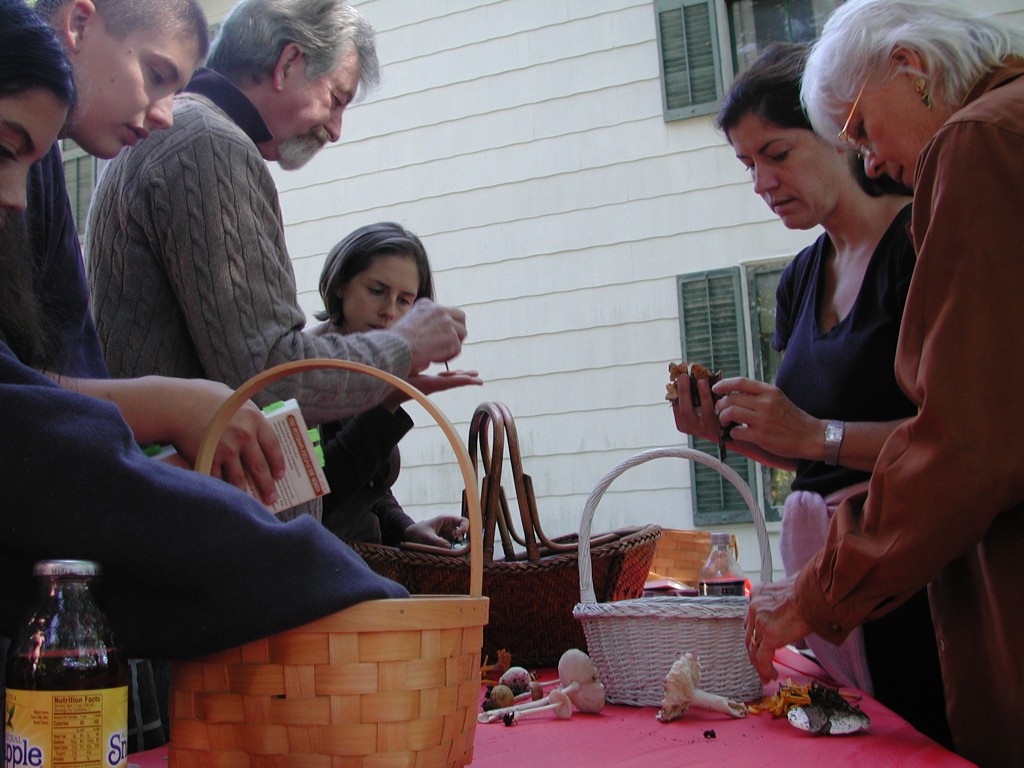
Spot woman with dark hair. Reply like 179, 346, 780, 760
749, 2, 1024, 763
0, 0, 75, 365
315, 222, 435, 329
310, 222, 481, 546
0, 0, 74, 101
671, 43, 949, 746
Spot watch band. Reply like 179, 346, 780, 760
824, 420, 845, 466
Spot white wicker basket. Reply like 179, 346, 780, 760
573, 446, 773, 706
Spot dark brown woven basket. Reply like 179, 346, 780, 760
348, 402, 660, 668
349, 525, 660, 668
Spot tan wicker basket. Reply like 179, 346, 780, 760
648, 529, 738, 587
169, 359, 489, 768
573, 446, 772, 706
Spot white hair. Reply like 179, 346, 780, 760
208, 0, 378, 94
802, 0, 1024, 138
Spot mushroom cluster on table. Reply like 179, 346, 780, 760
656, 652, 747, 722
479, 649, 606, 726
481, 665, 549, 712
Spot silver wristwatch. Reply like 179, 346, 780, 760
824, 420, 845, 466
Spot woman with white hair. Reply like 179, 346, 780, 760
745, 1, 1024, 764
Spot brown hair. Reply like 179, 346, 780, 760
316, 222, 434, 326
35, 0, 210, 59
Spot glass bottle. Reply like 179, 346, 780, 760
697, 533, 746, 597
5, 560, 129, 768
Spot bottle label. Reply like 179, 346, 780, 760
698, 579, 746, 597
4, 687, 128, 768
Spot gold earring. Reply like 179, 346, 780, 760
913, 76, 932, 108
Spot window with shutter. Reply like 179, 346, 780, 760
60, 140, 95, 240
654, 0, 842, 123
676, 268, 759, 525
676, 263, 794, 524
654, 0, 723, 121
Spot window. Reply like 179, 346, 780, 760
60, 140, 95, 239
727, 0, 842, 74
745, 259, 795, 512
676, 261, 791, 524
655, 0, 842, 122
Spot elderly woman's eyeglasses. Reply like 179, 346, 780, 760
837, 84, 870, 158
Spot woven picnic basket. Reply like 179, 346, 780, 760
168, 359, 489, 768
348, 401, 661, 667
573, 446, 773, 706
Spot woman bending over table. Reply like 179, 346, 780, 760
746, 2, 1024, 765
673, 42, 949, 747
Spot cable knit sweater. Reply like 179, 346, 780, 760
86, 70, 409, 426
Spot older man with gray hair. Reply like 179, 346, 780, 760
87, 0, 468, 513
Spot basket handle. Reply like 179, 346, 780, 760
467, 401, 520, 560
577, 446, 772, 604
194, 358, 484, 598
468, 401, 620, 562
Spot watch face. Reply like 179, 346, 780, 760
826, 422, 843, 441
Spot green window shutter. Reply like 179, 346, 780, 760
655, 0, 723, 121
677, 267, 758, 525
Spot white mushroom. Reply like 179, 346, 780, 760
554, 648, 606, 714
478, 692, 555, 723
656, 653, 747, 722
502, 688, 572, 726
478, 649, 605, 724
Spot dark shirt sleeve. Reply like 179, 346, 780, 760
320, 406, 413, 503
27, 144, 108, 378
372, 489, 417, 547
0, 342, 407, 660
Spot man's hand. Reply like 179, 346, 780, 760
382, 368, 483, 410
161, 378, 287, 503
390, 299, 467, 374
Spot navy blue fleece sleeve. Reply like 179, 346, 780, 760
0, 343, 407, 659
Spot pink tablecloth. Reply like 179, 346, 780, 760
130, 648, 972, 768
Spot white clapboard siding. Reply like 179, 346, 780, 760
196, 0, 1024, 581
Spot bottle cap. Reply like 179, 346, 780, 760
34, 559, 101, 578
709, 532, 731, 548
